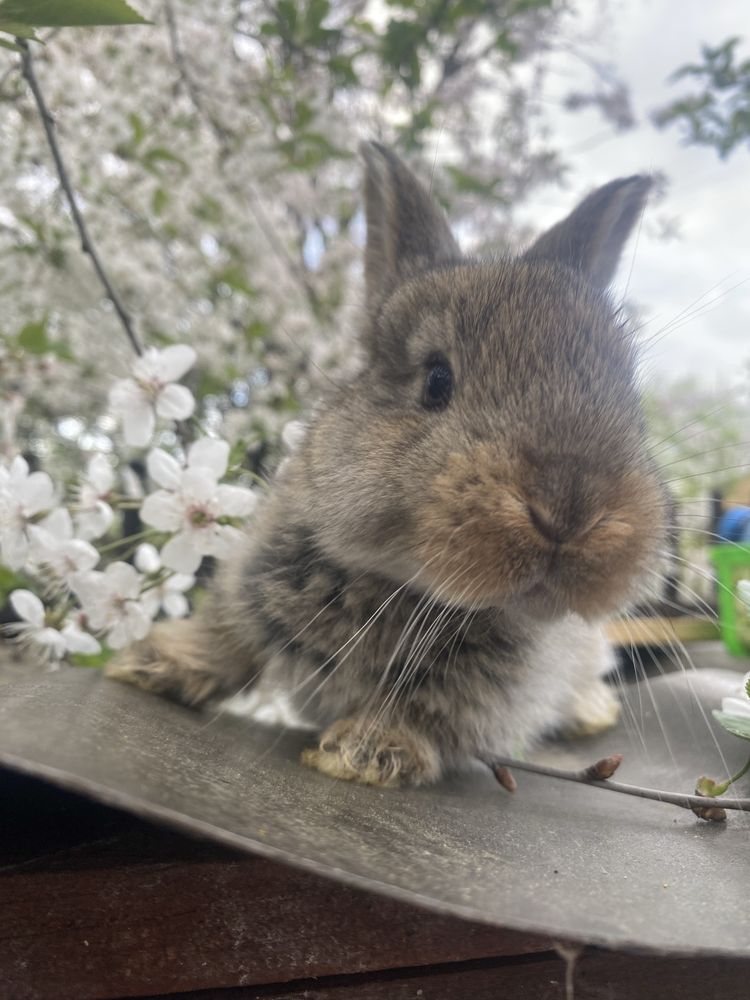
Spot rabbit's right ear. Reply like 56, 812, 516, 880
361, 142, 460, 312
523, 175, 652, 289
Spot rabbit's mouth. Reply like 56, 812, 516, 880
415, 448, 664, 621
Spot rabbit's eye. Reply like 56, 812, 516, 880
422, 356, 453, 410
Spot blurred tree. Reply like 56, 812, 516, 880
653, 36, 750, 159
0, 0, 632, 480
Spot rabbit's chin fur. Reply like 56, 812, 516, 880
107, 144, 667, 788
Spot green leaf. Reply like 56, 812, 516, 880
0, 20, 40, 38
0, 0, 149, 27
127, 110, 146, 148
17, 318, 49, 353
713, 710, 750, 741
142, 147, 188, 177
213, 264, 256, 299
70, 646, 116, 668
16, 316, 73, 360
151, 186, 168, 216
0, 565, 23, 604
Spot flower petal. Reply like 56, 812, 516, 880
161, 532, 203, 574
216, 484, 257, 518
87, 454, 115, 494
156, 383, 195, 420
180, 466, 219, 505
140, 490, 184, 531
155, 344, 196, 381
38, 506, 72, 541
70, 570, 104, 611
135, 542, 162, 574
75, 502, 114, 541
104, 561, 142, 599
122, 398, 156, 448
721, 696, 750, 720
147, 448, 183, 490
108, 378, 141, 413
10, 589, 45, 627
18, 471, 55, 515
205, 524, 244, 560
140, 589, 162, 619
61, 539, 100, 574
1, 532, 30, 570
62, 624, 101, 655
35, 627, 67, 658
187, 437, 230, 478
163, 591, 189, 618
8, 454, 29, 484
281, 420, 307, 453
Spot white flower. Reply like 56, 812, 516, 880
281, 419, 307, 453
75, 454, 115, 540
72, 561, 156, 650
140, 437, 257, 574
721, 671, 750, 720
135, 542, 194, 618
7, 589, 101, 661
27, 507, 99, 581
109, 345, 196, 447
0, 455, 58, 570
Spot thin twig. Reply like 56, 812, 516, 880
162, 0, 321, 314
18, 39, 143, 356
483, 753, 750, 821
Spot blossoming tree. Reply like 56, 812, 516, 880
2, 0, 634, 661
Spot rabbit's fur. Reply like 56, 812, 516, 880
108, 143, 667, 786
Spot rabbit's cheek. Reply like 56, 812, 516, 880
415, 448, 549, 605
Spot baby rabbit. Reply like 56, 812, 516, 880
107, 143, 666, 786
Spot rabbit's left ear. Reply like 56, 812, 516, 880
524, 175, 652, 289
361, 142, 461, 311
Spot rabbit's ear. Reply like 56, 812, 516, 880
361, 142, 460, 310
524, 175, 652, 289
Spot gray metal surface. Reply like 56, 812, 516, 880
0, 665, 748, 957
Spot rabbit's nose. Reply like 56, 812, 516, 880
526, 502, 581, 545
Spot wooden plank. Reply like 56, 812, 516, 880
606, 615, 719, 646
0, 774, 547, 1000
152, 952, 750, 1000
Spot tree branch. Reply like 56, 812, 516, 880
163, 0, 321, 315
483, 753, 750, 822
18, 40, 143, 356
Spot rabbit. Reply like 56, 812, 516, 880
106, 142, 667, 787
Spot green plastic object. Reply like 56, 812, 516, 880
710, 543, 750, 656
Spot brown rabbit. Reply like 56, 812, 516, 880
107, 143, 666, 786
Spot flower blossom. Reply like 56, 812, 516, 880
72, 561, 156, 650
109, 345, 196, 447
281, 419, 307, 453
140, 437, 257, 574
27, 507, 99, 582
75, 454, 115, 540
0, 455, 58, 570
721, 671, 750, 721
135, 542, 194, 619
8, 589, 101, 661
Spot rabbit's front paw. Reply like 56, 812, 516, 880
302, 718, 441, 787
564, 678, 621, 738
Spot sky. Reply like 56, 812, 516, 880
517, 0, 750, 391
